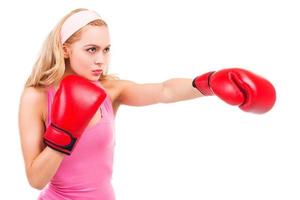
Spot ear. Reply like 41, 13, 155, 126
62, 44, 71, 58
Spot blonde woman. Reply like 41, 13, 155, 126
18, 8, 276, 199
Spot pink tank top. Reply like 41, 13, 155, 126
39, 84, 116, 200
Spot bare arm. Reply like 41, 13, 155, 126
161, 78, 203, 103
18, 87, 64, 190
117, 78, 203, 106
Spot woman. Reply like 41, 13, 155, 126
18, 8, 276, 199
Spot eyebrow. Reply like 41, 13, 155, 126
84, 44, 111, 48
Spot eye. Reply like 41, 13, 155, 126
87, 47, 97, 53
104, 47, 110, 53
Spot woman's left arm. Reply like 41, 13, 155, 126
117, 78, 203, 106
116, 68, 276, 113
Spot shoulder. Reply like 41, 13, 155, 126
101, 78, 136, 93
100, 79, 136, 110
101, 79, 135, 88
101, 79, 135, 97
20, 86, 48, 122
20, 87, 47, 105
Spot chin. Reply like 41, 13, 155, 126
74, 75, 98, 82
89, 76, 101, 82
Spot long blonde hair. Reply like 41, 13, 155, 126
25, 8, 116, 88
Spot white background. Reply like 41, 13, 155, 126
0, 0, 299, 199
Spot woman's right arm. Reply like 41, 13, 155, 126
18, 87, 64, 190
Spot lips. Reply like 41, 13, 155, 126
91, 69, 103, 76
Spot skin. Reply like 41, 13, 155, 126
18, 25, 203, 190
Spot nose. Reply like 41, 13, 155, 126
94, 52, 105, 65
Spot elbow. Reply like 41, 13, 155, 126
26, 171, 47, 190
159, 84, 173, 103
28, 178, 46, 190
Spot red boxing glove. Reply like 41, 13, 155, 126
44, 75, 107, 155
192, 68, 276, 114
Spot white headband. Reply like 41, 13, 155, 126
60, 10, 101, 44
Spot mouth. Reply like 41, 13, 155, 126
91, 69, 103, 76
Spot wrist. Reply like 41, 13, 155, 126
192, 71, 215, 96
43, 124, 77, 155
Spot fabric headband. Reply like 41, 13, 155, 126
60, 10, 101, 44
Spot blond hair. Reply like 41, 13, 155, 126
25, 8, 117, 88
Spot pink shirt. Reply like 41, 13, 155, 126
39, 84, 116, 200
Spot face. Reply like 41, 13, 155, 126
64, 25, 111, 81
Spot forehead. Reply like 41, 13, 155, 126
78, 25, 110, 45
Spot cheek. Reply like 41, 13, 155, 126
70, 51, 92, 68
